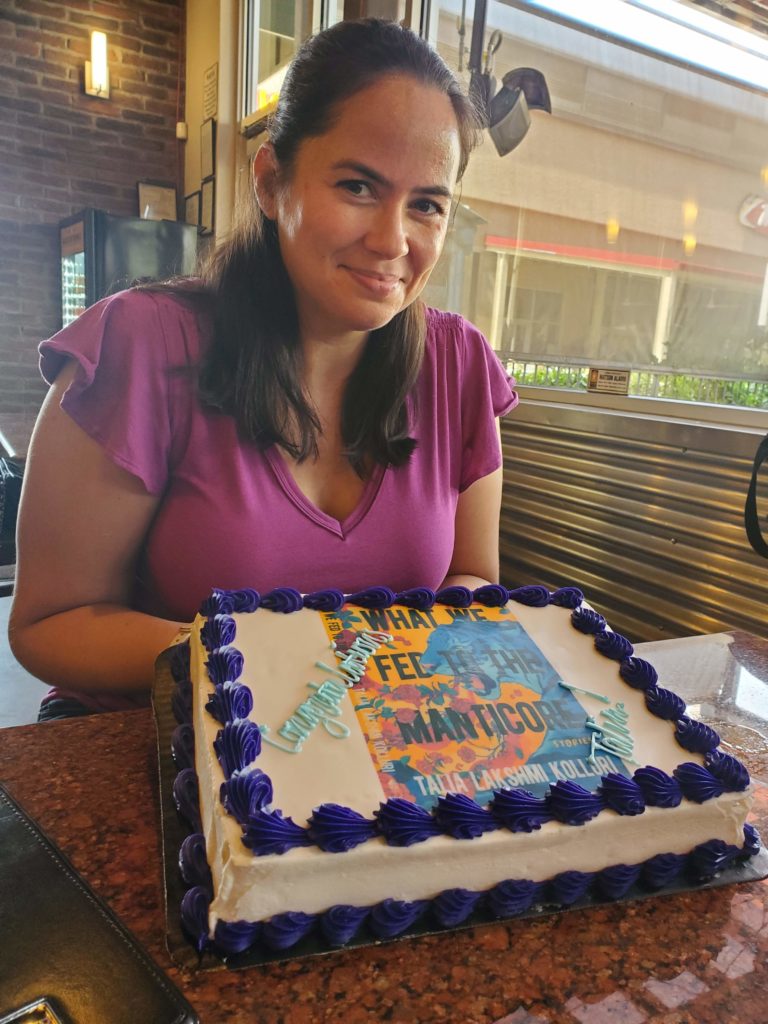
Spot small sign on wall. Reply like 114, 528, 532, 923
203, 63, 218, 120
587, 367, 630, 395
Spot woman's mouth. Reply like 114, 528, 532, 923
344, 267, 402, 296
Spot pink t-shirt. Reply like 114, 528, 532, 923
39, 288, 517, 708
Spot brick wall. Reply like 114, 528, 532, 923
0, 0, 185, 456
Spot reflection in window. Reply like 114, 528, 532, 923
422, 0, 768, 407
735, 666, 768, 723
242, 1, 297, 120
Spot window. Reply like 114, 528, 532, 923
422, 0, 768, 408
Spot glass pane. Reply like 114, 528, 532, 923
61, 250, 85, 327
423, 0, 768, 407
243, 1, 297, 118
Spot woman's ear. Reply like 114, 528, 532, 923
252, 142, 279, 220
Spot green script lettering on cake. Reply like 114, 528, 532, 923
559, 681, 639, 768
261, 630, 393, 754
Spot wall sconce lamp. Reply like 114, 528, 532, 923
85, 30, 110, 98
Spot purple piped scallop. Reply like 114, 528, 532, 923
213, 919, 261, 954
220, 768, 273, 826
619, 657, 658, 691
374, 799, 441, 846
594, 631, 634, 661
571, 607, 607, 634
369, 898, 428, 939
434, 793, 498, 839
546, 780, 603, 825
320, 904, 370, 946
739, 823, 761, 860
641, 852, 686, 890
431, 888, 482, 927
644, 686, 686, 721
200, 588, 236, 617
550, 586, 584, 609
394, 587, 437, 609
547, 870, 592, 906
262, 911, 317, 950
472, 583, 509, 607
346, 586, 396, 608
508, 585, 551, 607
231, 588, 260, 612
172, 678, 192, 725
171, 723, 195, 771
308, 804, 378, 852
598, 773, 645, 816
243, 808, 313, 855
704, 750, 750, 791
435, 585, 473, 607
487, 879, 544, 918
170, 641, 191, 683
673, 762, 725, 802
172, 768, 202, 831
200, 613, 237, 652
260, 587, 303, 613
689, 839, 738, 881
206, 680, 254, 724
595, 863, 641, 899
303, 589, 345, 611
674, 717, 720, 754
179, 833, 213, 892
633, 766, 682, 808
490, 788, 553, 832
205, 646, 245, 685
213, 719, 262, 779
180, 886, 211, 953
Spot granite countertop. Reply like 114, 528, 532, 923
1, 630, 766, 1024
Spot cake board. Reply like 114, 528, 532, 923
152, 647, 768, 972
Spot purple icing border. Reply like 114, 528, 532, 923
171, 585, 760, 955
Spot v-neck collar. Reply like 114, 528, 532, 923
264, 447, 386, 538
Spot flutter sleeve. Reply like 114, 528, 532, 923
456, 317, 518, 492
39, 288, 192, 496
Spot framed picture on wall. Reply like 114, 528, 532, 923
184, 190, 201, 228
201, 118, 216, 181
137, 180, 178, 221
201, 177, 215, 236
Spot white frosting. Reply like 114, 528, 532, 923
189, 601, 753, 930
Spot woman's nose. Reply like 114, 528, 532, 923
364, 204, 409, 260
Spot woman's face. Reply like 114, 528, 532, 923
257, 74, 462, 348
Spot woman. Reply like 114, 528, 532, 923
9, 19, 517, 719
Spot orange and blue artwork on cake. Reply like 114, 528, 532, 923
320, 605, 632, 809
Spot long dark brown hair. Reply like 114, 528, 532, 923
199, 18, 482, 473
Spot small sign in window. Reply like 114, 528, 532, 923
588, 368, 630, 395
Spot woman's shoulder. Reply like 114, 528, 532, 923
99, 282, 211, 354
423, 305, 518, 416
424, 306, 491, 361
41, 282, 212, 384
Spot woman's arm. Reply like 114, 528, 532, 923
441, 464, 504, 591
9, 362, 184, 693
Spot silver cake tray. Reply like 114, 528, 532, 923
152, 647, 768, 972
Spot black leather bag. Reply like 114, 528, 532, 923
0, 456, 23, 547
745, 434, 768, 558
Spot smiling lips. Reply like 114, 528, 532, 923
343, 266, 403, 296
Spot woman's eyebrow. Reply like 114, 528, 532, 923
331, 160, 453, 199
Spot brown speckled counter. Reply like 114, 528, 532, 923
1, 631, 767, 1024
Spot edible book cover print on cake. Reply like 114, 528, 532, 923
316, 604, 631, 805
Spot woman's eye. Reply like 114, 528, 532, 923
339, 179, 373, 198
413, 198, 446, 217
